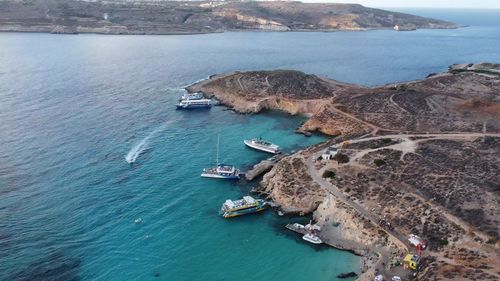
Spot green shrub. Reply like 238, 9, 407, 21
382, 138, 392, 144
345, 188, 351, 193
322, 170, 336, 179
374, 159, 386, 167
317, 155, 323, 161
439, 239, 449, 246
333, 153, 349, 164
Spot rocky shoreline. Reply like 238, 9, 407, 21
188, 64, 500, 280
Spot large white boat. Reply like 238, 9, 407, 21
201, 135, 241, 180
244, 138, 280, 154
220, 196, 266, 218
302, 233, 322, 244
176, 99, 211, 110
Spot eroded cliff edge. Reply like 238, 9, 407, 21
188, 63, 500, 281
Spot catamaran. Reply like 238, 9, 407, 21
243, 138, 280, 154
176, 98, 212, 110
201, 135, 241, 180
220, 196, 266, 218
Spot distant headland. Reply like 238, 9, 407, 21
0, 0, 459, 35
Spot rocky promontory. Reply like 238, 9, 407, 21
0, 0, 459, 35
189, 63, 500, 281
188, 63, 500, 136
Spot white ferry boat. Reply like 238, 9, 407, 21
201, 135, 241, 180
244, 138, 280, 154
220, 196, 266, 218
176, 98, 212, 110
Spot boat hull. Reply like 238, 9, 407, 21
200, 173, 240, 180
223, 206, 266, 218
302, 234, 322, 244
176, 104, 212, 110
243, 140, 280, 154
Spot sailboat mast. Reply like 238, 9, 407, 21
216, 134, 220, 165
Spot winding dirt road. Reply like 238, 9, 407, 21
305, 132, 500, 251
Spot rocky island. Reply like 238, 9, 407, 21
188, 63, 500, 281
0, 0, 459, 35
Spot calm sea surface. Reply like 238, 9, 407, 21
1, 9, 499, 281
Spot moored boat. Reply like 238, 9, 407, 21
302, 233, 322, 244
220, 196, 266, 218
201, 134, 241, 180
201, 164, 241, 180
176, 98, 212, 110
244, 138, 280, 154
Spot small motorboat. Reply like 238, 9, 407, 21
244, 138, 280, 154
302, 233, 322, 244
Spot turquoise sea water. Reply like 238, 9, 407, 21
1, 9, 500, 281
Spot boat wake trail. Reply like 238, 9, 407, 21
125, 126, 164, 164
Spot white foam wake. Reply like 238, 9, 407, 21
181, 76, 210, 88
125, 126, 163, 164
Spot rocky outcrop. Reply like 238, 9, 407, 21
314, 195, 396, 249
214, 10, 290, 31
189, 64, 500, 137
258, 154, 326, 214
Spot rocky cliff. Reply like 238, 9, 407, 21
188, 63, 500, 136
259, 154, 326, 214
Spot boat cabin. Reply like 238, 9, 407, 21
216, 164, 236, 175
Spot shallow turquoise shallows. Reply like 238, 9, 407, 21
1, 9, 500, 281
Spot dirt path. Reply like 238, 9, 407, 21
309, 132, 500, 246
349, 137, 417, 162
389, 93, 409, 114
305, 153, 411, 251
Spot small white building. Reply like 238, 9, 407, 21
321, 147, 338, 160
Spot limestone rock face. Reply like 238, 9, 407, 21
259, 155, 326, 214
314, 194, 406, 251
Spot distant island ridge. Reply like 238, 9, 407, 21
0, 0, 460, 35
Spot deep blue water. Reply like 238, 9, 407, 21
1, 9, 500, 281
